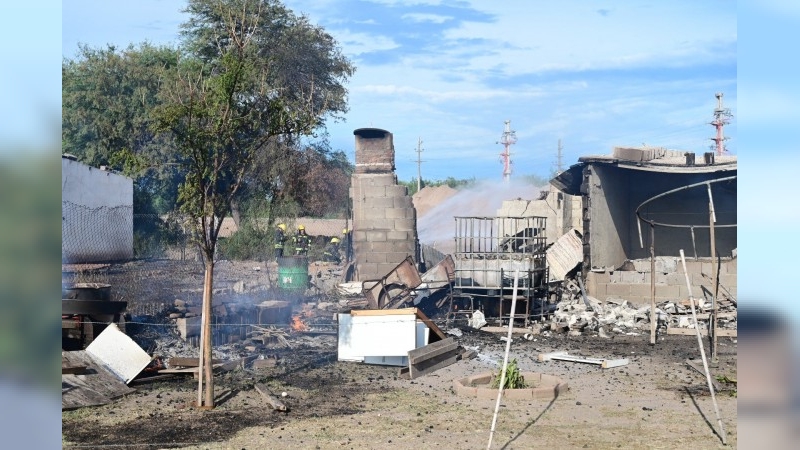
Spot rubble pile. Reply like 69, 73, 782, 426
549, 296, 649, 336
545, 275, 737, 337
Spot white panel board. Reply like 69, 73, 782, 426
416, 321, 429, 348
351, 314, 417, 356
85, 323, 151, 384
337, 314, 365, 362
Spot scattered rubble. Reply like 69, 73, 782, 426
543, 274, 737, 339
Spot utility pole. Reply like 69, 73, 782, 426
556, 138, 564, 174
710, 92, 732, 156
415, 137, 424, 192
497, 120, 517, 183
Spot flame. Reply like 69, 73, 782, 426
291, 315, 308, 332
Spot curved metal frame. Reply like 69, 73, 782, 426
635, 175, 737, 248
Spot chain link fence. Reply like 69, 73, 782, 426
62, 201, 133, 263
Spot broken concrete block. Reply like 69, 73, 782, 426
175, 316, 201, 340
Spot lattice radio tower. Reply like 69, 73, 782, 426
497, 120, 517, 182
710, 92, 732, 156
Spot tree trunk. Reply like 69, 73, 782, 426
230, 198, 242, 228
200, 259, 215, 407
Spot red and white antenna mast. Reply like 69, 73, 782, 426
497, 120, 517, 182
710, 92, 732, 156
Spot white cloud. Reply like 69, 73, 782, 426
401, 13, 452, 24
335, 29, 400, 55
441, 1, 736, 75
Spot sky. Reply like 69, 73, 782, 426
58, 1, 800, 318
61, 0, 737, 183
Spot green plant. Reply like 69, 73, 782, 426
490, 358, 527, 389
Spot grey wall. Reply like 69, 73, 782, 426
587, 165, 736, 269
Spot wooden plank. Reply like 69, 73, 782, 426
159, 361, 231, 375
62, 350, 137, 410
601, 359, 630, 369
62, 320, 82, 329
458, 349, 478, 360
672, 312, 737, 320
407, 338, 457, 365
667, 328, 737, 337
414, 308, 447, 341
62, 365, 88, 375
254, 383, 288, 411
128, 374, 177, 386
167, 357, 224, 368
408, 351, 458, 379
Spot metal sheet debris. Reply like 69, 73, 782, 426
538, 351, 629, 369
546, 228, 583, 281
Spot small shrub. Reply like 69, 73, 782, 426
490, 358, 527, 389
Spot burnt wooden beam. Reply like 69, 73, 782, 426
254, 383, 288, 411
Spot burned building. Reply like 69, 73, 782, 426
552, 146, 737, 306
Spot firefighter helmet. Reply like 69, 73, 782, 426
277, 223, 287, 231
298, 224, 305, 231
331, 237, 340, 244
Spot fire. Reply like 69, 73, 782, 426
291, 315, 308, 332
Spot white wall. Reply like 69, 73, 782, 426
62, 157, 134, 262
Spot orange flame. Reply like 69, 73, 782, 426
291, 315, 308, 332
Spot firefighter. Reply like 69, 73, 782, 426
293, 224, 311, 256
323, 237, 341, 264
274, 223, 287, 259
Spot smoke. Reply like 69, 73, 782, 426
417, 179, 547, 254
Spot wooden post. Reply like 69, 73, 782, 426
197, 276, 206, 407
679, 250, 726, 445
650, 225, 656, 345
201, 262, 215, 408
487, 267, 519, 449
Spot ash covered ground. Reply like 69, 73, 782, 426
63, 258, 737, 449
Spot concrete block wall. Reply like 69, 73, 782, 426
495, 185, 583, 244
585, 257, 736, 306
350, 129, 418, 281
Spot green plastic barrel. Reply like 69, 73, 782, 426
277, 256, 309, 291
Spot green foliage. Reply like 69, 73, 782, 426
62, 0, 356, 265
400, 176, 477, 195
490, 358, 527, 389
218, 219, 272, 261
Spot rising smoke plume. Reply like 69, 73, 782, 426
417, 179, 547, 254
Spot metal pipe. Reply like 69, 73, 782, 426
487, 266, 520, 449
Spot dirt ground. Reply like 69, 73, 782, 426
62, 259, 737, 449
